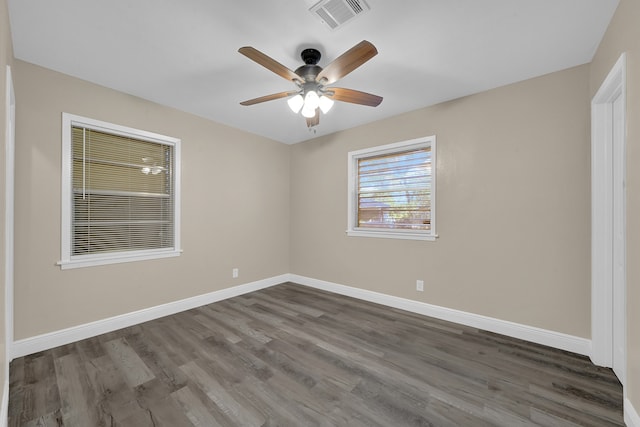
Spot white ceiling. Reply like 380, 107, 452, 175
7, 0, 619, 144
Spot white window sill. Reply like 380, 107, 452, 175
58, 249, 182, 270
346, 229, 438, 241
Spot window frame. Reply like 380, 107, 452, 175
347, 136, 437, 241
59, 113, 182, 269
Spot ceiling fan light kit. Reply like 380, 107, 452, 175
239, 40, 382, 128
302, 91, 320, 117
287, 94, 304, 113
318, 94, 335, 114
288, 90, 334, 116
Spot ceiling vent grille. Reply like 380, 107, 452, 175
309, 0, 371, 30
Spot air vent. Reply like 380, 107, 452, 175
309, 0, 371, 30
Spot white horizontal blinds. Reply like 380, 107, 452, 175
357, 147, 432, 230
71, 126, 174, 256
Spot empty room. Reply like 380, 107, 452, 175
0, 0, 639, 425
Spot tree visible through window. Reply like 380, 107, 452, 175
348, 136, 436, 240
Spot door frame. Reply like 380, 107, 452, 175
591, 53, 626, 384
5, 65, 15, 366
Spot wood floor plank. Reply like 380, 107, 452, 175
53, 353, 100, 426
83, 354, 144, 424
172, 385, 224, 427
133, 378, 194, 427
179, 360, 266, 427
21, 410, 63, 427
20, 355, 59, 423
102, 337, 155, 388
124, 330, 189, 393
192, 312, 242, 344
201, 304, 273, 345
8, 282, 625, 426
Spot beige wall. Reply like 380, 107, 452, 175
0, 0, 13, 410
290, 64, 591, 337
12, 60, 290, 339
590, 0, 640, 413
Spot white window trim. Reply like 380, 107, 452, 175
347, 136, 437, 241
58, 113, 182, 269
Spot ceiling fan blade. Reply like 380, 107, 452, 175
238, 47, 302, 83
240, 91, 298, 106
306, 109, 320, 128
327, 87, 383, 107
316, 40, 378, 85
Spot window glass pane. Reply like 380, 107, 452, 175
357, 148, 431, 230
72, 127, 171, 195
71, 125, 175, 256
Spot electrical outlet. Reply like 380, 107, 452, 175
416, 280, 424, 292
232, 268, 239, 278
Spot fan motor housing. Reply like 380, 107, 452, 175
295, 64, 323, 82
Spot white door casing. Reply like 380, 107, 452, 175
5, 65, 15, 366
591, 53, 626, 386
611, 91, 626, 383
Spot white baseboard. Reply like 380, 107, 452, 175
11, 274, 289, 359
627, 398, 640, 427
11, 273, 592, 360
289, 274, 592, 357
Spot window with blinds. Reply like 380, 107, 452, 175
347, 136, 436, 241
59, 114, 181, 269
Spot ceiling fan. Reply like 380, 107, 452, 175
238, 40, 383, 128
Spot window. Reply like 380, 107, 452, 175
59, 113, 181, 269
347, 136, 436, 241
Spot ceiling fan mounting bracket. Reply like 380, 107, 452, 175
300, 48, 321, 65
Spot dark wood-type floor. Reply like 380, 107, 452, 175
8, 282, 624, 426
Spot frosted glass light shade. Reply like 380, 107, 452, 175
318, 95, 334, 114
287, 94, 304, 113
301, 105, 317, 118
304, 90, 320, 110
